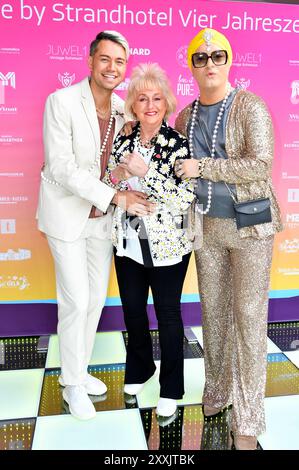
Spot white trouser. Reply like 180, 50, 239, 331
47, 215, 113, 385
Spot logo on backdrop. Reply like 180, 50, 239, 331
0, 219, 16, 234
0, 249, 31, 261
289, 113, 299, 122
129, 47, 151, 56
0, 172, 24, 177
176, 46, 188, 68
279, 239, 299, 254
0, 48, 20, 55
288, 189, 299, 202
285, 213, 299, 228
233, 51, 262, 68
277, 268, 299, 277
283, 141, 299, 151
58, 72, 76, 88
0, 135, 23, 145
289, 59, 299, 67
47, 44, 87, 61
0, 196, 28, 204
115, 78, 130, 91
0, 72, 17, 113
0, 275, 30, 290
176, 75, 195, 96
235, 78, 251, 90
0, 72, 16, 104
282, 172, 299, 180
290, 80, 299, 104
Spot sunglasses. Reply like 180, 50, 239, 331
191, 50, 228, 68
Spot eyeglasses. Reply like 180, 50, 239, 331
191, 50, 228, 68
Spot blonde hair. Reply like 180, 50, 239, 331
125, 63, 176, 120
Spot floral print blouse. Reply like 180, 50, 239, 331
103, 121, 195, 262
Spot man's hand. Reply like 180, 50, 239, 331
112, 190, 155, 216
119, 152, 148, 178
120, 121, 136, 136
175, 158, 199, 179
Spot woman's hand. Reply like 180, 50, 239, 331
174, 158, 199, 179
111, 165, 132, 182
120, 152, 149, 178
112, 190, 155, 216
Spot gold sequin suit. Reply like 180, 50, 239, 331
176, 89, 283, 436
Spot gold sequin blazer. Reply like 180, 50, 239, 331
175, 89, 283, 239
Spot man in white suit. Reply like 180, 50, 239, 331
37, 31, 151, 420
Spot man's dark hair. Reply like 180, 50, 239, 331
89, 31, 129, 58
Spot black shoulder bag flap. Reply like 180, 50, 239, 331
233, 198, 272, 230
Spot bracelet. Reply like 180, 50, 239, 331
110, 172, 120, 185
197, 158, 206, 178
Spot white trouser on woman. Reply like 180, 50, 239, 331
47, 216, 113, 385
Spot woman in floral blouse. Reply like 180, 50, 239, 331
103, 63, 195, 418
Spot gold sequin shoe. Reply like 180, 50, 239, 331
202, 404, 222, 417
202, 403, 232, 418
230, 432, 258, 450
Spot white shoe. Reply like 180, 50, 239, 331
123, 383, 145, 395
156, 398, 177, 417
62, 385, 96, 420
59, 374, 107, 396
124, 370, 156, 395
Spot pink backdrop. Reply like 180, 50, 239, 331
0, 0, 299, 305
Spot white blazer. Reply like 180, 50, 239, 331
36, 77, 126, 241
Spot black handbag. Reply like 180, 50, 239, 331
197, 117, 272, 230
233, 198, 272, 230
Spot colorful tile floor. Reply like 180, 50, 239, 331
0, 322, 299, 450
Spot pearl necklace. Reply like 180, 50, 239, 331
189, 84, 231, 215
41, 95, 116, 186
135, 126, 159, 150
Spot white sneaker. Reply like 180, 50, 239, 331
62, 385, 96, 420
156, 398, 177, 417
59, 374, 107, 396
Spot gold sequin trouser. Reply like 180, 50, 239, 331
195, 216, 274, 436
